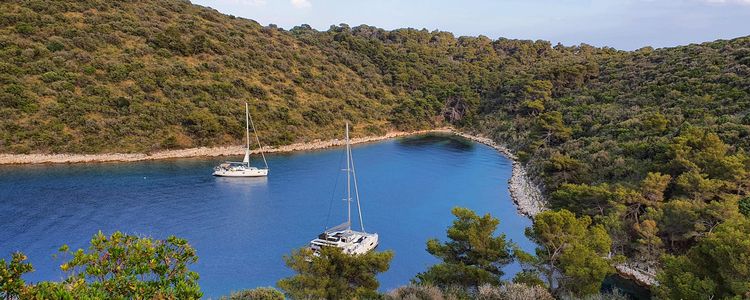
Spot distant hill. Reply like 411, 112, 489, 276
1, 0, 747, 156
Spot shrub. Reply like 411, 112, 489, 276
740, 197, 750, 217
386, 284, 447, 300
0, 252, 34, 299
30, 231, 202, 299
221, 287, 284, 300
46, 40, 65, 52
15, 23, 33, 35
477, 283, 554, 300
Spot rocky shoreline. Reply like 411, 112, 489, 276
0, 128, 451, 165
451, 132, 546, 217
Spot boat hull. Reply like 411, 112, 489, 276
213, 168, 269, 177
310, 231, 379, 256
351, 233, 378, 255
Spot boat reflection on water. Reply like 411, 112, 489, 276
213, 175, 268, 189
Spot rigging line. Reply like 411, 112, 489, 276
247, 102, 268, 169
245, 103, 250, 153
323, 146, 346, 231
349, 142, 365, 233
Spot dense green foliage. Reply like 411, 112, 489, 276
7, 1, 745, 157
220, 287, 284, 300
386, 283, 556, 300
0, 232, 201, 300
409, 207, 621, 298
0, 252, 33, 300
415, 207, 513, 289
2, 210, 621, 299
0, 0, 483, 153
477, 38, 750, 277
277, 246, 393, 299
515, 209, 616, 297
656, 218, 750, 299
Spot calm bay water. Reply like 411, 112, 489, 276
0, 134, 534, 298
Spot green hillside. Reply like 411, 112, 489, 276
0, 0, 450, 153
2, 0, 750, 297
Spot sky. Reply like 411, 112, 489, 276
192, 0, 750, 50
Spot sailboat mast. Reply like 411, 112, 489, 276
247, 102, 268, 169
346, 122, 352, 231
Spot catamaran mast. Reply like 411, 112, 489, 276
350, 138, 365, 232
346, 122, 352, 231
343, 122, 366, 233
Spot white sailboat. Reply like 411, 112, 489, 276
213, 102, 269, 177
309, 122, 379, 256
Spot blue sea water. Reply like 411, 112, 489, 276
0, 134, 535, 298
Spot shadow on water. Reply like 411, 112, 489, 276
602, 275, 652, 300
397, 133, 474, 152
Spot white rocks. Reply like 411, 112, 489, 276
507, 163, 546, 217
615, 263, 658, 287
452, 132, 546, 217
0, 128, 452, 165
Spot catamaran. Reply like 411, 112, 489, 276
213, 102, 269, 177
309, 122, 379, 256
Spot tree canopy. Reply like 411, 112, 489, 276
415, 207, 514, 289
516, 209, 616, 297
657, 218, 750, 299
3, 232, 202, 299
277, 246, 393, 299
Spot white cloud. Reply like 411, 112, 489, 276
699, 0, 750, 5
225, 0, 267, 6
290, 0, 311, 8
